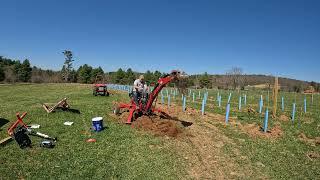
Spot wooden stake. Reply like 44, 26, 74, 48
43, 98, 69, 113
0, 136, 12, 146
273, 77, 279, 117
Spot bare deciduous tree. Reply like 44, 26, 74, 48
226, 67, 245, 90
4, 67, 16, 83
211, 76, 216, 89
194, 75, 200, 89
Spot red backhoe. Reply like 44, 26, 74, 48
113, 70, 186, 124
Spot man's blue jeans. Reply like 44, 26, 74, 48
133, 91, 140, 106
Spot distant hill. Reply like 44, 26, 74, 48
188, 74, 319, 92
241, 74, 311, 90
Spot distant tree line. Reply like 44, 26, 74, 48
0, 56, 32, 83
1, 55, 319, 93
0, 55, 166, 85
107, 68, 166, 85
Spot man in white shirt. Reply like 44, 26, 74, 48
133, 75, 145, 109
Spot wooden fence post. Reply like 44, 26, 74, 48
272, 77, 279, 117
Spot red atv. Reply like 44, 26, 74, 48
93, 75, 109, 96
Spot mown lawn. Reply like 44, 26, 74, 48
0, 84, 185, 179
1, 84, 319, 179
165, 88, 320, 179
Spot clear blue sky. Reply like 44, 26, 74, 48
1, 0, 319, 82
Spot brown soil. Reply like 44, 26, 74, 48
298, 133, 320, 146
239, 123, 283, 139
279, 114, 290, 122
112, 107, 192, 138
131, 115, 184, 137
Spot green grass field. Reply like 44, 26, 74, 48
162, 87, 320, 179
1, 84, 319, 179
0, 84, 185, 179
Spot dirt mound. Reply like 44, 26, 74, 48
240, 123, 283, 139
303, 117, 314, 124
113, 110, 190, 138
184, 107, 200, 115
132, 116, 183, 137
279, 115, 290, 122
298, 133, 320, 146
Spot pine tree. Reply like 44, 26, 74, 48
125, 68, 135, 84
61, 50, 74, 82
144, 70, 153, 84
77, 64, 93, 83
19, 59, 32, 82
153, 70, 162, 81
113, 68, 126, 84
199, 72, 210, 88
91, 66, 104, 83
